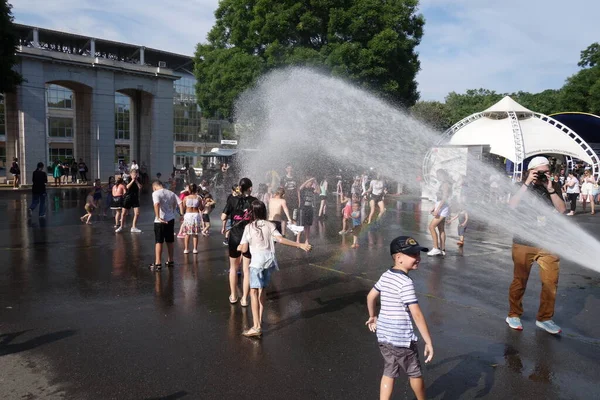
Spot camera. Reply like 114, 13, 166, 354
537, 172, 548, 183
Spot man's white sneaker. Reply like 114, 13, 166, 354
536, 320, 561, 335
115, 227, 123, 233
130, 228, 142, 233
427, 248, 442, 256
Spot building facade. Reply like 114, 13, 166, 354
2, 24, 230, 184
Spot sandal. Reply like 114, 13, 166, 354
149, 263, 162, 271
229, 295, 239, 304
242, 327, 262, 337
240, 297, 249, 307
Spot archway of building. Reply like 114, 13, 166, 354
114, 88, 153, 175
45, 80, 93, 179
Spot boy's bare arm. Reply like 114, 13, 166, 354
365, 288, 380, 332
408, 303, 434, 363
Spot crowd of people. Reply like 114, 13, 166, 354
21, 155, 598, 400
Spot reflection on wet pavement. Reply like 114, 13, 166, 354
0, 189, 598, 399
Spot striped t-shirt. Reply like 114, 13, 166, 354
374, 268, 419, 348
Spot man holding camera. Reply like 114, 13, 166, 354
506, 156, 566, 335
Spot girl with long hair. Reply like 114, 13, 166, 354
180, 183, 203, 254
239, 200, 312, 337
221, 178, 257, 306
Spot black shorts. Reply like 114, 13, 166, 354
319, 195, 327, 201
271, 220, 282, 234
379, 341, 422, 378
111, 196, 124, 209
202, 214, 210, 223
123, 196, 140, 210
370, 193, 384, 203
154, 220, 175, 244
298, 207, 314, 226
228, 230, 251, 259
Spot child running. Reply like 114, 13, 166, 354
366, 236, 434, 400
339, 194, 352, 235
238, 200, 312, 337
447, 205, 469, 247
268, 187, 292, 235
80, 188, 97, 225
349, 201, 362, 248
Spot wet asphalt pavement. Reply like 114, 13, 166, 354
0, 188, 599, 400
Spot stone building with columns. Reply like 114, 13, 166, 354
1, 24, 228, 184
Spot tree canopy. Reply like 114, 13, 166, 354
195, 0, 425, 118
0, 1, 23, 93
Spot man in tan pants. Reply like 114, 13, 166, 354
506, 156, 566, 335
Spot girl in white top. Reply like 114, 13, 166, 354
366, 173, 387, 224
564, 172, 580, 216
580, 169, 595, 215
238, 200, 311, 337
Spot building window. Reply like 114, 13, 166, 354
173, 76, 201, 142
47, 84, 73, 109
115, 93, 131, 140
0, 144, 6, 171
115, 144, 130, 163
175, 154, 194, 168
49, 147, 73, 164
48, 117, 74, 137
0, 94, 5, 136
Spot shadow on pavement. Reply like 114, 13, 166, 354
0, 329, 77, 356
144, 391, 189, 400
268, 290, 367, 333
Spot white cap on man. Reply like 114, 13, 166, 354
528, 156, 550, 170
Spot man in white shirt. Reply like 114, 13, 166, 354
150, 180, 181, 270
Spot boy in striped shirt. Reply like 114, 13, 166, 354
366, 236, 434, 400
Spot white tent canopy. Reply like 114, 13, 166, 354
437, 96, 600, 179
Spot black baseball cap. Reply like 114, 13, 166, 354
390, 236, 429, 256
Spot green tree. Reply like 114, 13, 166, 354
194, 0, 424, 118
578, 42, 600, 68
410, 100, 452, 131
443, 89, 503, 123
0, 1, 23, 93
511, 90, 561, 115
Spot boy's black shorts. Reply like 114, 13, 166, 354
379, 341, 422, 378
154, 220, 175, 244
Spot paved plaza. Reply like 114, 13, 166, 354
0, 189, 599, 399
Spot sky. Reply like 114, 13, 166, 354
11, 0, 600, 101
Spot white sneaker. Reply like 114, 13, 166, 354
441, 250, 446, 256
130, 228, 142, 233
183, 250, 190, 254
115, 227, 123, 233
427, 248, 442, 256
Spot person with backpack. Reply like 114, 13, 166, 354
221, 178, 257, 306
10, 158, 20, 190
